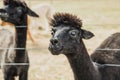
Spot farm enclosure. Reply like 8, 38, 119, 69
0, 0, 120, 80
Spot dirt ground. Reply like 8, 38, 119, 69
0, 0, 120, 80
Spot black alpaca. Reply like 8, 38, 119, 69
0, 0, 39, 80
49, 13, 120, 80
91, 33, 120, 64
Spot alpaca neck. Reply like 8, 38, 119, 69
14, 16, 27, 62
66, 40, 101, 80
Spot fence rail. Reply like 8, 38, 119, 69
0, 63, 29, 65
0, 48, 119, 51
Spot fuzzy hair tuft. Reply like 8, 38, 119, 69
50, 13, 82, 29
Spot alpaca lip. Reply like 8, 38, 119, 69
0, 13, 9, 22
49, 44, 63, 55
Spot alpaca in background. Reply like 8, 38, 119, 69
91, 33, 120, 64
30, 3, 55, 34
0, 0, 38, 79
0, 12, 39, 43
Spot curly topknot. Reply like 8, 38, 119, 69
50, 13, 82, 29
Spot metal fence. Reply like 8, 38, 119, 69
0, 0, 120, 66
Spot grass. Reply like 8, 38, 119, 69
0, 0, 120, 80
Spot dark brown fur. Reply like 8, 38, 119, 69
50, 13, 82, 29
91, 33, 120, 64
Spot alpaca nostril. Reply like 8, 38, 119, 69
50, 38, 59, 45
54, 39, 58, 44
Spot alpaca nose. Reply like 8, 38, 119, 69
50, 38, 59, 45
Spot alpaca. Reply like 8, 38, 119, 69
0, 11, 39, 43
30, 3, 55, 33
0, 0, 39, 80
49, 13, 120, 80
91, 33, 120, 64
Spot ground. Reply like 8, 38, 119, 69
0, 0, 120, 80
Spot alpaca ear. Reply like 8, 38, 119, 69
27, 7, 39, 17
81, 29, 94, 39
3, 0, 10, 5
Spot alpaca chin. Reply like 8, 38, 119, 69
49, 44, 63, 55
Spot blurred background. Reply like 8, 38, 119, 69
0, 0, 120, 80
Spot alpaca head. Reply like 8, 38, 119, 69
49, 13, 94, 55
0, 0, 39, 25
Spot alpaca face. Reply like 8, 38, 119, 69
0, 6, 25, 25
0, 0, 39, 25
49, 26, 81, 55
49, 26, 94, 55
49, 13, 94, 55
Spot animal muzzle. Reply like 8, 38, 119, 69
0, 12, 9, 21
49, 38, 63, 55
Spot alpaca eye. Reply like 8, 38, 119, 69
16, 7, 23, 14
18, 9, 22, 13
69, 30, 77, 38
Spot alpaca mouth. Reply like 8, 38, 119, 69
0, 13, 9, 20
48, 44, 63, 55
